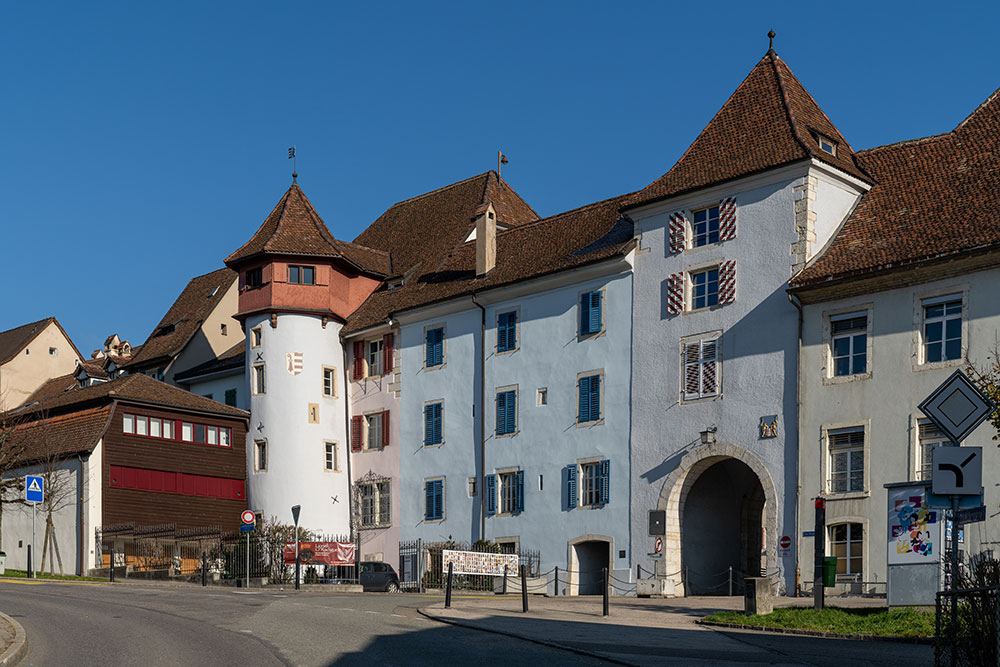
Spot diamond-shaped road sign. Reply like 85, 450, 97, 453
919, 370, 995, 445
932, 446, 983, 495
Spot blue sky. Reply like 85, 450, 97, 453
2, 1, 998, 354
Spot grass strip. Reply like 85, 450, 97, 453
0, 569, 106, 582
703, 606, 935, 638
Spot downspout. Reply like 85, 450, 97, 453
787, 291, 803, 596
472, 295, 486, 541
342, 343, 355, 545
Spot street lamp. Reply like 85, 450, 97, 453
292, 505, 301, 590
700, 426, 717, 445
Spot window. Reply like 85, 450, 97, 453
135, 416, 148, 436
817, 134, 838, 156
368, 339, 383, 376
571, 460, 610, 508
918, 420, 948, 481
580, 290, 602, 335
224, 388, 237, 407
496, 389, 517, 436
366, 413, 383, 450
424, 402, 443, 446
220, 324, 227, 336
322, 367, 337, 397
246, 267, 263, 289
202, 393, 214, 401
360, 484, 376, 527
182, 422, 193, 442
288, 265, 315, 284
49, 347, 57, 356
251, 326, 262, 348
578, 374, 601, 423
424, 479, 444, 522
683, 338, 719, 400
922, 296, 962, 363
691, 268, 719, 310
123, 414, 134, 433
377, 481, 391, 525
255, 440, 267, 471
828, 427, 864, 493
252, 364, 266, 394
497, 311, 517, 352
468, 477, 478, 497
831, 313, 867, 376
692, 206, 720, 247
537, 388, 547, 406
123, 413, 226, 446
425, 327, 444, 367
325, 442, 338, 471
308, 403, 319, 424
500, 471, 523, 514
830, 523, 862, 578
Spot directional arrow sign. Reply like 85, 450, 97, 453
932, 446, 982, 495
919, 370, 995, 444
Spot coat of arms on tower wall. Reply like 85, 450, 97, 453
286, 352, 303, 375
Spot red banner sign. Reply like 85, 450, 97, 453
283, 541, 357, 565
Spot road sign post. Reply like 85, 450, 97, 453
25, 475, 43, 579
240, 510, 255, 589
814, 498, 825, 611
292, 505, 301, 590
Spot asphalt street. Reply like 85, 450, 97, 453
0, 580, 607, 666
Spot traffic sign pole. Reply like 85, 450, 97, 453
31, 502, 35, 579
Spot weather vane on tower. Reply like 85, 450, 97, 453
288, 146, 297, 183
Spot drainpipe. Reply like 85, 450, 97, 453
342, 342, 355, 543
472, 295, 486, 542
787, 291, 803, 596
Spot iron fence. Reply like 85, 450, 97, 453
936, 586, 1000, 667
397, 540, 540, 592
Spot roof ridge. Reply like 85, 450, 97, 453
381, 171, 491, 211
769, 54, 813, 160
478, 170, 494, 210
856, 132, 954, 155
497, 175, 541, 220
955, 85, 1000, 131
225, 188, 293, 262
491, 192, 635, 238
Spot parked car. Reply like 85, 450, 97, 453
360, 561, 400, 592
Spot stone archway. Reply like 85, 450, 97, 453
654, 442, 777, 596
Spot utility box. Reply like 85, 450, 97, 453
744, 577, 773, 616
823, 557, 838, 588
636, 578, 675, 598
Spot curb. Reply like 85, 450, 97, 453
696, 619, 934, 644
0, 611, 27, 666
417, 608, 637, 666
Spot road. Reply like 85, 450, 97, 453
0, 580, 606, 666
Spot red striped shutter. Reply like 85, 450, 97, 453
667, 273, 684, 315
719, 260, 736, 304
719, 196, 736, 240
351, 416, 363, 451
352, 341, 364, 380
381, 410, 390, 448
382, 333, 394, 373
668, 212, 687, 253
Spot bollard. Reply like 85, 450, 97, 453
26, 545, 31, 579
729, 566, 733, 597
554, 566, 559, 596
520, 565, 528, 613
602, 567, 609, 617
295, 555, 301, 591
202, 551, 208, 587
502, 564, 508, 594
684, 566, 689, 596
445, 562, 453, 609
637, 564, 642, 581
109, 546, 114, 583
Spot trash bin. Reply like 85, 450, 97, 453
0, 551, 6, 575
823, 556, 837, 588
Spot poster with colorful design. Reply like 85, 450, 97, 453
887, 485, 943, 565
442, 549, 519, 576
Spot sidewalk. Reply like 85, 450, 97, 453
418, 594, 931, 666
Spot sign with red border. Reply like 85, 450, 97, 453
241, 510, 255, 524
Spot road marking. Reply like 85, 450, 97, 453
239, 630, 253, 634
364, 611, 380, 615
0, 578, 105, 587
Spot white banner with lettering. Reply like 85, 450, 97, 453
442, 549, 519, 576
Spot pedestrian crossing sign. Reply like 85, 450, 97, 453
25, 475, 43, 503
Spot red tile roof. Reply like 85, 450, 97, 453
352, 171, 539, 278
124, 268, 236, 370
3, 405, 114, 466
344, 193, 634, 334
226, 183, 391, 276
626, 52, 869, 209
0, 317, 83, 366
792, 87, 1000, 288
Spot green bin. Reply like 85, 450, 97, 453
822, 556, 837, 587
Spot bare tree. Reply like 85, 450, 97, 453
966, 335, 1000, 443
36, 444, 79, 575
0, 395, 33, 547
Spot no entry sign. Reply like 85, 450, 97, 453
779, 535, 791, 549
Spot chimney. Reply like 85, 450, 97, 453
475, 204, 497, 276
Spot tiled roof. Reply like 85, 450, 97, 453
14, 372, 248, 420
174, 341, 245, 382
0, 317, 83, 366
124, 268, 236, 370
79, 359, 110, 379
626, 52, 869, 209
3, 406, 114, 466
792, 87, 1000, 288
344, 193, 635, 334
352, 171, 539, 278
225, 183, 391, 276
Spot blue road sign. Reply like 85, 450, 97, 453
25, 475, 43, 503
239, 524, 255, 533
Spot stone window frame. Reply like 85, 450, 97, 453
820, 419, 871, 499
575, 369, 606, 427
494, 384, 519, 439
576, 286, 607, 341
423, 322, 447, 371
821, 303, 874, 386
826, 518, 868, 583
423, 398, 445, 448
324, 441, 340, 472
251, 325, 262, 349
253, 439, 267, 472
679, 330, 723, 404
494, 466, 522, 517
909, 414, 950, 482
252, 364, 266, 395
683, 257, 723, 314
424, 476, 446, 524
911, 284, 969, 373
495, 306, 521, 355
322, 366, 338, 398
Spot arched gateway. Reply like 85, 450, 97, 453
655, 442, 777, 596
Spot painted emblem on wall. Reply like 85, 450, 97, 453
286, 352, 303, 375
759, 415, 778, 439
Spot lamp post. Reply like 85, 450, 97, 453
292, 505, 301, 589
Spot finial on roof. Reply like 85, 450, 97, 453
767, 30, 776, 56
288, 145, 297, 184
292, 171, 298, 184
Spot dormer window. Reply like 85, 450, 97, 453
288, 265, 315, 285
817, 134, 837, 156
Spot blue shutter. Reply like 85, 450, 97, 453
505, 390, 516, 434
496, 392, 506, 435
424, 405, 433, 445
425, 330, 434, 367
498, 312, 517, 352
433, 480, 443, 520
485, 474, 496, 516
426, 329, 443, 366
599, 460, 610, 505
424, 481, 434, 521
566, 465, 577, 509
589, 375, 601, 421
433, 403, 442, 444
578, 377, 590, 422
589, 291, 602, 334
580, 293, 591, 334
515, 470, 525, 513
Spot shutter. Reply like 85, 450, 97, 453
351, 416, 363, 452
668, 211, 687, 253
515, 470, 525, 513
580, 293, 591, 334
566, 465, 577, 509
496, 392, 506, 435
382, 333, 394, 373
667, 273, 684, 315
425, 482, 434, 521
589, 291, 602, 334
381, 410, 390, 448
719, 260, 736, 304
684, 343, 701, 398
425, 330, 434, 366
578, 377, 590, 422
485, 474, 496, 516
701, 340, 718, 396
507, 312, 517, 350
424, 405, 433, 445
719, 196, 736, 240
589, 375, 601, 421
434, 404, 442, 444
505, 391, 516, 434
599, 460, 610, 504
434, 480, 443, 520
352, 341, 364, 379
